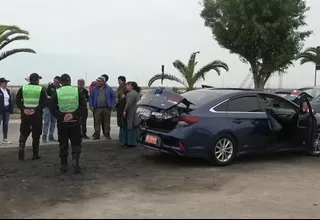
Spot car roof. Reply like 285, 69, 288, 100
180, 88, 300, 109
191, 88, 277, 99
199, 88, 270, 94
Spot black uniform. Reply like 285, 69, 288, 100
16, 76, 48, 160
79, 87, 89, 138
50, 78, 86, 173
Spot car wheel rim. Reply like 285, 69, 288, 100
313, 132, 320, 153
214, 138, 234, 162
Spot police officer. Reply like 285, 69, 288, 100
15, 73, 48, 160
50, 74, 86, 173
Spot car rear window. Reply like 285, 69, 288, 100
180, 90, 223, 108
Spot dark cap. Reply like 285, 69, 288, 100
29, 73, 42, 81
60, 73, 71, 82
101, 74, 109, 82
96, 76, 106, 83
54, 76, 61, 81
0, 78, 10, 83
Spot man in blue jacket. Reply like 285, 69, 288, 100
89, 76, 116, 140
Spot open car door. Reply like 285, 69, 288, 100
296, 94, 317, 152
286, 92, 313, 105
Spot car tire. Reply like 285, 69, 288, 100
207, 133, 237, 166
308, 128, 320, 156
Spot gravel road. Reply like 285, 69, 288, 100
1, 141, 320, 219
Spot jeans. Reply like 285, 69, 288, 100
0, 111, 10, 139
42, 107, 56, 138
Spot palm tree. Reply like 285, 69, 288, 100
148, 51, 229, 90
296, 46, 320, 86
0, 25, 36, 62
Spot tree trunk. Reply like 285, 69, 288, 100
252, 70, 266, 90
249, 62, 264, 90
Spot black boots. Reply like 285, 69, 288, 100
60, 157, 81, 173
19, 144, 40, 161
32, 145, 40, 160
72, 158, 81, 173
18, 143, 25, 161
60, 158, 68, 172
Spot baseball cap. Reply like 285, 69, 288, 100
29, 73, 42, 81
0, 78, 10, 83
96, 76, 106, 83
60, 73, 71, 82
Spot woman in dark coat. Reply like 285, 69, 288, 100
116, 76, 127, 145
120, 81, 141, 147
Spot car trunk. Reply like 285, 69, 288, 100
137, 88, 194, 132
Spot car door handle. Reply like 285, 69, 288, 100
232, 119, 242, 124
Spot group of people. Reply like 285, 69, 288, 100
0, 73, 141, 173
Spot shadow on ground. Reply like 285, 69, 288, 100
0, 141, 318, 218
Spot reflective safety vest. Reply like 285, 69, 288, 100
56, 86, 79, 113
22, 84, 42, 108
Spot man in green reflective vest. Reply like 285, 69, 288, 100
15, 73, 48, 160
50, 74, 86, 173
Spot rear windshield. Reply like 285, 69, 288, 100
180, 90, 222, 108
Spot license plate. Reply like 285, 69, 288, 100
145, 135, 157, 145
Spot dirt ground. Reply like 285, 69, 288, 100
1, 141, 320, 219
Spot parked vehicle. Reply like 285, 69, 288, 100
137, 88, 319, 166
298, 87, 320, 98
274, 89, 300, 98
275, 88, 316, 108
284, 92, 313, 106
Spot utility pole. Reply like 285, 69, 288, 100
278, 71, 283, 89
315, 46, 320, 87
161, 65, 164, 85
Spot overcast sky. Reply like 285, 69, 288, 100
0, 0, 320, 88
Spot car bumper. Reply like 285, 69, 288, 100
138, 131, 186, 156
137, 129, 208, 157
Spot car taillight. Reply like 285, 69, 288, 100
178, 141, 185, 150
178, 116, 200, 125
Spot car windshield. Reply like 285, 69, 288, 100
179, 90, 224, 109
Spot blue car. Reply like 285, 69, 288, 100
137, 88, 319, 166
